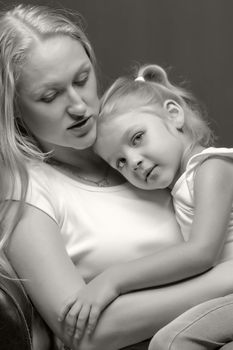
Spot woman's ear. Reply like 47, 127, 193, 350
163, 99, 184, 130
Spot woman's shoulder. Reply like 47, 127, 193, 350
26, 160, 56, 178
23, 161, 63, 221
26, 160, 69, 189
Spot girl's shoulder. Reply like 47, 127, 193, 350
172, 147, 233, 197
187, 147, 233, 171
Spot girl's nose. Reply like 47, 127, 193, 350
132, 159, 142, 171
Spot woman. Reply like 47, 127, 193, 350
0, 4, 233, 350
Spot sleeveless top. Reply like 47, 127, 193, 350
171, 147, 233, 263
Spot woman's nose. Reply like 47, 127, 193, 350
67, 88, 87, 116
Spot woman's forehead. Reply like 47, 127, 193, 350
19, 36, 90, 92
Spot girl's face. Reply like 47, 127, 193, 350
17, 36, 100, 150
95, 105, 186, 190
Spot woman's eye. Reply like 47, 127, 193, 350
41, 92, 57, 103
116, 158, 126, 170
74, 72, 89, 87
132, 132, 144, 146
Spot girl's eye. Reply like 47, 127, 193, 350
116, 158, 126, 170
132, 132, 144, 146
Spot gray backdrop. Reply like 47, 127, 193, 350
2, 0, 232, 146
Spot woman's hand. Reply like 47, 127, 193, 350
59, 268, 121, 341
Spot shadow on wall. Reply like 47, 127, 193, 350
2, 0, 233, 146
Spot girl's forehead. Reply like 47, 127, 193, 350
99, 111, 138, 134
105, 107, 161, 126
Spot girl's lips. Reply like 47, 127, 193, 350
145, 165, 158, 182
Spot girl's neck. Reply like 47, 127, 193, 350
182, 143, 205, 170
169, 143, 205, 189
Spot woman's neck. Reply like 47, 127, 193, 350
52, 146, 105, 173
44, 143, 125, 186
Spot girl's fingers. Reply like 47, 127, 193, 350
65, 301, 83, 337
58, 295, 78, 322
87, 305, 101, 334
75, 304, 91, 339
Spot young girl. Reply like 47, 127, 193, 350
60, 64, 233, 343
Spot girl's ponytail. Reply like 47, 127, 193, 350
100, 63, 215, 148
137, 64, 169, 85
136, 64, 194, 106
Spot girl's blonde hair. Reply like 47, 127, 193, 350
99, 64, 215, 148
0, 4, 96, 277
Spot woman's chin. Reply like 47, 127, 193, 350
77, 129, 97, 149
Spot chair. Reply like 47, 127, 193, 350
0, 270, 33, 350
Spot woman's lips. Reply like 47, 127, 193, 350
67, 115, 96, 137
67, 116, 91, 130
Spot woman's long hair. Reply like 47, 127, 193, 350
0, 4, 96, 277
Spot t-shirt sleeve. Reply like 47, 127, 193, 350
10, 165, 58, 224
26, 174, 58, 223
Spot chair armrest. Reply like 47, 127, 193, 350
0, 273, 33, 350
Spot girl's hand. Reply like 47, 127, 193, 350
58, 269, 121, 341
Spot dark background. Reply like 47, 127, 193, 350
2, 0, 233, 146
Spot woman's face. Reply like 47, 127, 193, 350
17, 36, 100, 150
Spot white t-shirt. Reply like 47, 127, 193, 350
15, 161, 181, 282
171, 147, 233, 263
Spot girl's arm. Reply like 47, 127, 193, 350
59, 156, 233, 338
105, 157, 233, 294
74, 258, 233, 350
5, 175, 233, 350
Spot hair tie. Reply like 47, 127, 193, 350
135, 76, 145, 82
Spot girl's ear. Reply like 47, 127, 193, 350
163, 99, 184, 130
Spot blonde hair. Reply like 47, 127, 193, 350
99, 64, 215, 149
0, 4, 96, 276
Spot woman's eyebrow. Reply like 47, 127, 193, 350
32, 83, 60, 95
31, 62, 91, 95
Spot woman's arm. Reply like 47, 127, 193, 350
6, 203, 86, 347
77, 258, 233, 350
102, 157, 233, 294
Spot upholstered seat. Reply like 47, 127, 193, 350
0, 270, 33, 350
1, 270, 233, 350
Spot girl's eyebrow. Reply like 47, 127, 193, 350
122, 124, 141, 140
106, 125, 138, 164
